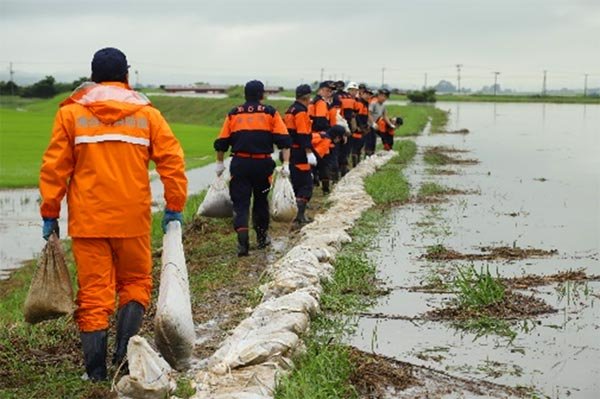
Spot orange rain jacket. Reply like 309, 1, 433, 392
40, 82, 187, 238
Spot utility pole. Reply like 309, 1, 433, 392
135, 70, 140, 89
493, 72, 500, 96
542, 70, 547, 96
9, 62, 15, 95
423, 73, 428, 90
381, 67, 386, 87
320, 68, 324, 82
456, 64, 463, 93
583, 73, 588, 97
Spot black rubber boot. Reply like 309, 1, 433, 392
81, 330, 108, 382
352, 154, 359, 168
322, 179, 330, 194
237, 230, 250, 257
340, 165, 349, 177
294, 200, 312, 225
113, 301, 145, 368
256, 228, 271, 249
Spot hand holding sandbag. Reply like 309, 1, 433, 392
24, 234, 76, 324
42, 218, 59, 241
270, 169, 298, 223
197, 170, 233, 218
281, 162, 290, 178
161, 209, 182, 232
215, 161, 225, 177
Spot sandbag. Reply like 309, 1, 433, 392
116, 335, 175, 399
154, 221, 195, 370
23, 234, 75, 324
270, 170, 297, 222
198, 170, 233, 218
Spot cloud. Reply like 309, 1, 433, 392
0, 0, 598, 90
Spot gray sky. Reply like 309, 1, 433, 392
1, 0, 599, 91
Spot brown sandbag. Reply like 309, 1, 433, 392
23, 234, 76, 324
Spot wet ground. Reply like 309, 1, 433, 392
350, 102, 600, 398
0, 160, 228, 278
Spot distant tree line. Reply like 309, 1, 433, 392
0, 76, 88, 98
407, 88, 437, 103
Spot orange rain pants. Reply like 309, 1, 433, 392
72, 236, 152, 332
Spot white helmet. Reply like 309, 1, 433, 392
346, 81, 359, 90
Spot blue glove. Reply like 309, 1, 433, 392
162, 209, 183, 232
42, 218, 59, 241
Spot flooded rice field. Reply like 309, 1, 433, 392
0, 160, 226, 278
351, 102, 600, 398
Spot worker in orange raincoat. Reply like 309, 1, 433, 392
39, 48, 187, 381
284, 84, 317, 224
308, 81, 336, 193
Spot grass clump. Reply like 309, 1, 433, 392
452, 265, 505, 310
364, 140, 416, 205
423, 149, 453, 166
418, 182, 451, 198
275, 331, 357, 399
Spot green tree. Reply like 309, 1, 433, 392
0, 80, 20, 95
21, 76, 57, 98
407, 89, 437, 103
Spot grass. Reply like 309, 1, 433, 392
418, 182, 451, 198
363, 141, 417, 205
275, 140, 418, 398
452, 265, 505, 310
448, 265, 519, 341
423, 149, 452, 166
148, 95, 291, 126
386, 104, 447, 136
0, 93, 442, 188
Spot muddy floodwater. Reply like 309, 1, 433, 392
351, 103, 600, 398
0, 160, 227, 278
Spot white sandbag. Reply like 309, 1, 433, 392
154, 222, 195, 370
116, 336, 175, 399
270, 169, 297, 222
208, 309, 309, 374
198, 170, 233, 218
335, 109, 350, 134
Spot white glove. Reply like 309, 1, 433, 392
307, 152, 317, 166
389, 124, 396, 129
371, 122, 378, 129
215, 161, 225, 177
281, 162, 290, 178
